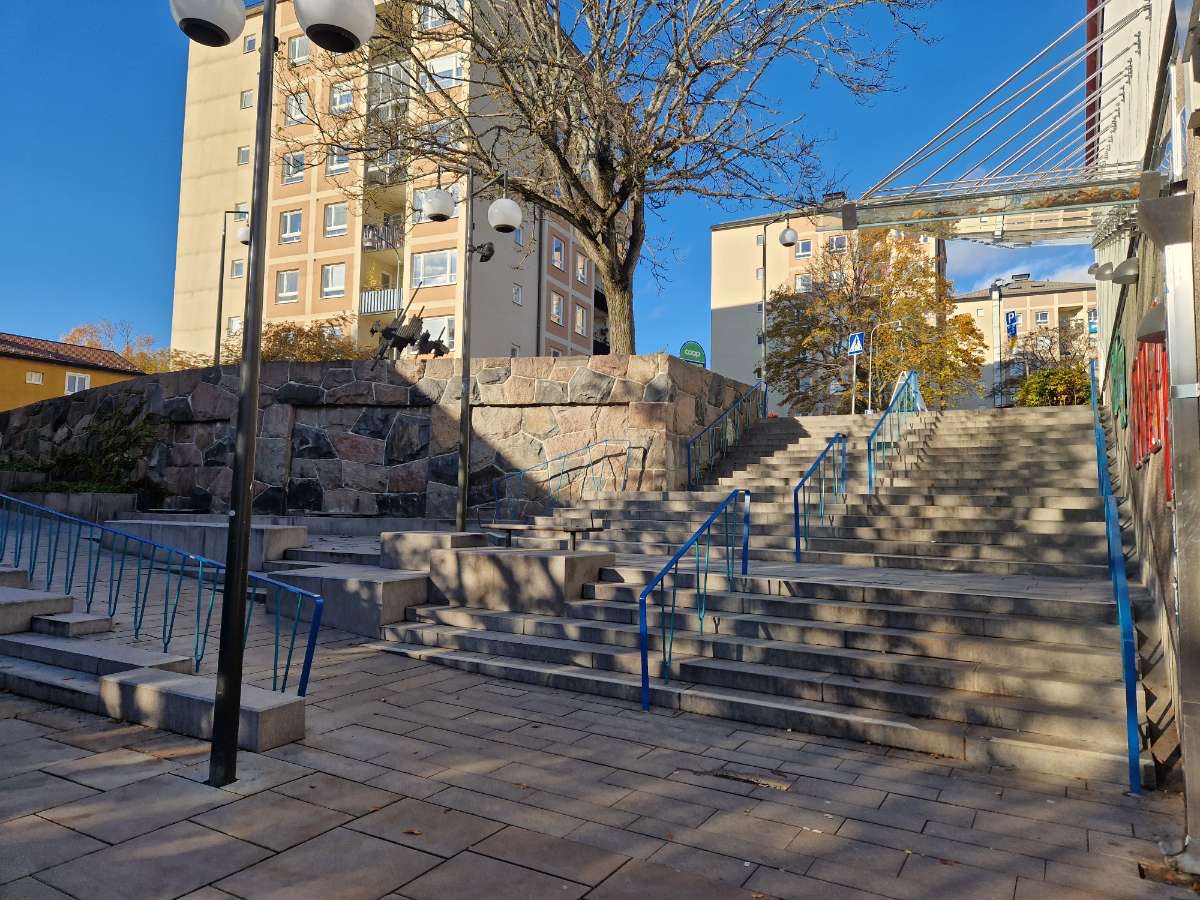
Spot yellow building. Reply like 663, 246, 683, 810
0, 333, 141, 412
171, 0, 606, 360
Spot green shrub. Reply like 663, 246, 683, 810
1016, 365, 1091, 407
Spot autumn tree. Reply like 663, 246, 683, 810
276, 0, 929, 354
217, 315, 377, 364
60, 321, 204, 374
1001, 322, 1094, 405
763, 230, 985, 412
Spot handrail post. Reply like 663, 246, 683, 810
741, 489, 751, 576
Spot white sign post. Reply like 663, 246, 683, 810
847, 331, 865, 414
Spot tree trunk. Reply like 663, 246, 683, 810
602, 274, 636, 355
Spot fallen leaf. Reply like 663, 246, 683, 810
403, 828, 423, 835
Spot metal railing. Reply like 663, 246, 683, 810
1088, 360, 1143, 793
360, 289, 401, 315
686, 381, 767, 490
0, 493, 323, 696
362, 222, 403, 252
637, 488, 751, 710
866, 371, 926, 495
793, 434, 847, 562
491, 439, 638, 521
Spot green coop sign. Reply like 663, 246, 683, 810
679, 340, 707, 367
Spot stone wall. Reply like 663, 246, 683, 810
0, 354, 749, 518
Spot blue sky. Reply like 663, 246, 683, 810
0, 2, 1093, 354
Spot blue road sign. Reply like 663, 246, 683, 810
847, 332, 865, 356
1005, 311, 1018, 339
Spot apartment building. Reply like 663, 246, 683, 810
710, 206, 945, 408
171, 0, 608, 360
0, 333, 142, 412
954, 275, 1097, 408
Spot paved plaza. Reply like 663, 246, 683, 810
0, 625, 1190, 899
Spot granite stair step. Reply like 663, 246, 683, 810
0, 656, 104, 714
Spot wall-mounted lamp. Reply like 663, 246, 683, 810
1087, 263, 1099, 275
1112, 258, 1140, 285
1136, 302, 1166, 344
1094, 262, 1114, 281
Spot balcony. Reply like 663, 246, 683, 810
363, 223, 403, 252
361, 289, 401, 315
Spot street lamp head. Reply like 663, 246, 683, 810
422, 188, 456, 222
294, 0, 376, 52
487, 197, 522, 234
778, 227, 798, 248
170, 0, 245, 46
237, 225, 251, 245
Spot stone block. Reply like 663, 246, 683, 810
270, 565, 429, 636
99, 668, 305, 752
0, 588, 74, 635
429, 548, 616, 616
0, 633, 191, 676
30, 613, 113, 638
379, 531, 488, 571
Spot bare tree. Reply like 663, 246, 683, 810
278, 0, 929, 354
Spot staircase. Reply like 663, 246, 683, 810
380, 405, 1148, 783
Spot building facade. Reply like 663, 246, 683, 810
954, 275, 1097, 407
171, 0, 608, 361
0, 333, 141, 412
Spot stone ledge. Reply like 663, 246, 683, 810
379, 531, 488, 571
0, 588, 74, 635
429, 548, 617, 616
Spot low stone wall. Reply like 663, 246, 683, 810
0, 354, 748, 518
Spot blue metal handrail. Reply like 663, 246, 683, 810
491, 439, 636, 521
0, 493, 323, 696
793, 434, 847, 562
686, 381, 767, 490
1088, 359, 1142, 794
637, 488, 751, 710
866, 371, 926, 495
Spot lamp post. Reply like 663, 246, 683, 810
171, 0, 376, 787
759, 215, 798, 412
866, 319, 903, 414
214, 209, 249, 366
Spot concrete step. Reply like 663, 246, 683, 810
31, 613, 114, 637
385, 621, 645, 672
271, 564, 428, 637
285, 546, 381, 566
0, 587, 76, 634
373, 643, 1140, 784
0, 656, 104, 714
0, 568, 30, 589
0, 633, 193, 676
801, 536, 1107, 566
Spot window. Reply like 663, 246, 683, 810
321, 263, 346, 298
424, 314, 456, 349
285, 94, 307, 126
228, 316, 243, 335
280, 210, 302, 244
282, 151, 305, 184
1015, 312, 1024, 325
550, 292, 564, 324
237, 145, 250, 166
828, 234, 848, 253
755, 267, 764, 281
512, 284, 524, 305
288, 35, 309, 65
240, 90, 254, 109
65, 373, 90, 395
419, 54, 464, 92
330, 82, 353, 113
795, 239, 812, 259
412, 184, 461, 223
321, 325, 343, 338
230, 259, 245, 279
512, 226, 524, 246
549, 348, 562, 358
411, 249, 458, 286
234, 202, 249, 221
575, 253, 589, 284
419, 0, 463, 29
795, 273, 812, 293
574, 304, 588, 337
551, 237, 565, 269
276, 269, 299, 303
243, 34, 257, 53
1035, 310, 1049, 325
324, 202, 349, 237
919, 234, 931, 244
25, 371, 43, 385
755, 234, 765, 247
327, 146, 350, 175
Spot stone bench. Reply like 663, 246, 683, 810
102, 520, 308, 570
429, 548, 616, 616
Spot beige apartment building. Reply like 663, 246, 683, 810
710, 206, 944, 409
171, 0, 608, 360
954, 275, 1097, 408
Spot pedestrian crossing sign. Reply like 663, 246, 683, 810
847, 332, 865, 356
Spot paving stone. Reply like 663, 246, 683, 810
192, 790, 352, 851
0, 771, 97, 824
648, 841, 757, 886
0, 815, 106, 883
273, 771, 400, 815
973, 808, 1088, 849
459, 710, 528, 731
366, 769, 445, 800
216, 827, 440, 900
746, 866, 888, 900
613, 790, 715, 828
0, 877, 76, 899
0, 718, 51, 746
892, 854, 1020, 900
39, 772, 232, 843
130, 732, 212, 764
603, 769, 754, 812
305, 724, 443, 762
1042, 860, 1189, 899
264, 743, 389, 781
427, 785, 584, 837
38, 821, 270, 900
402, 851, 589, 900
700, 808, 801, 849
175, 751, 311, 795
349, 796, 504, 856
788, 829, 907, 876
42, 748, 177, 790
0, 737, 90, 779
493, 762, 633, 806
50, 721, 155, 753
626, 813, 807, 871
567, 821, 668, 860
837, 819, 1045, 879
474, 826, 630, 885
584, 858, 756, 899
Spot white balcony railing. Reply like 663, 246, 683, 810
360, 289, 401, 315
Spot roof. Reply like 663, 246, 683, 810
955, 279, 1095, 301
0, 333, 144, 375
